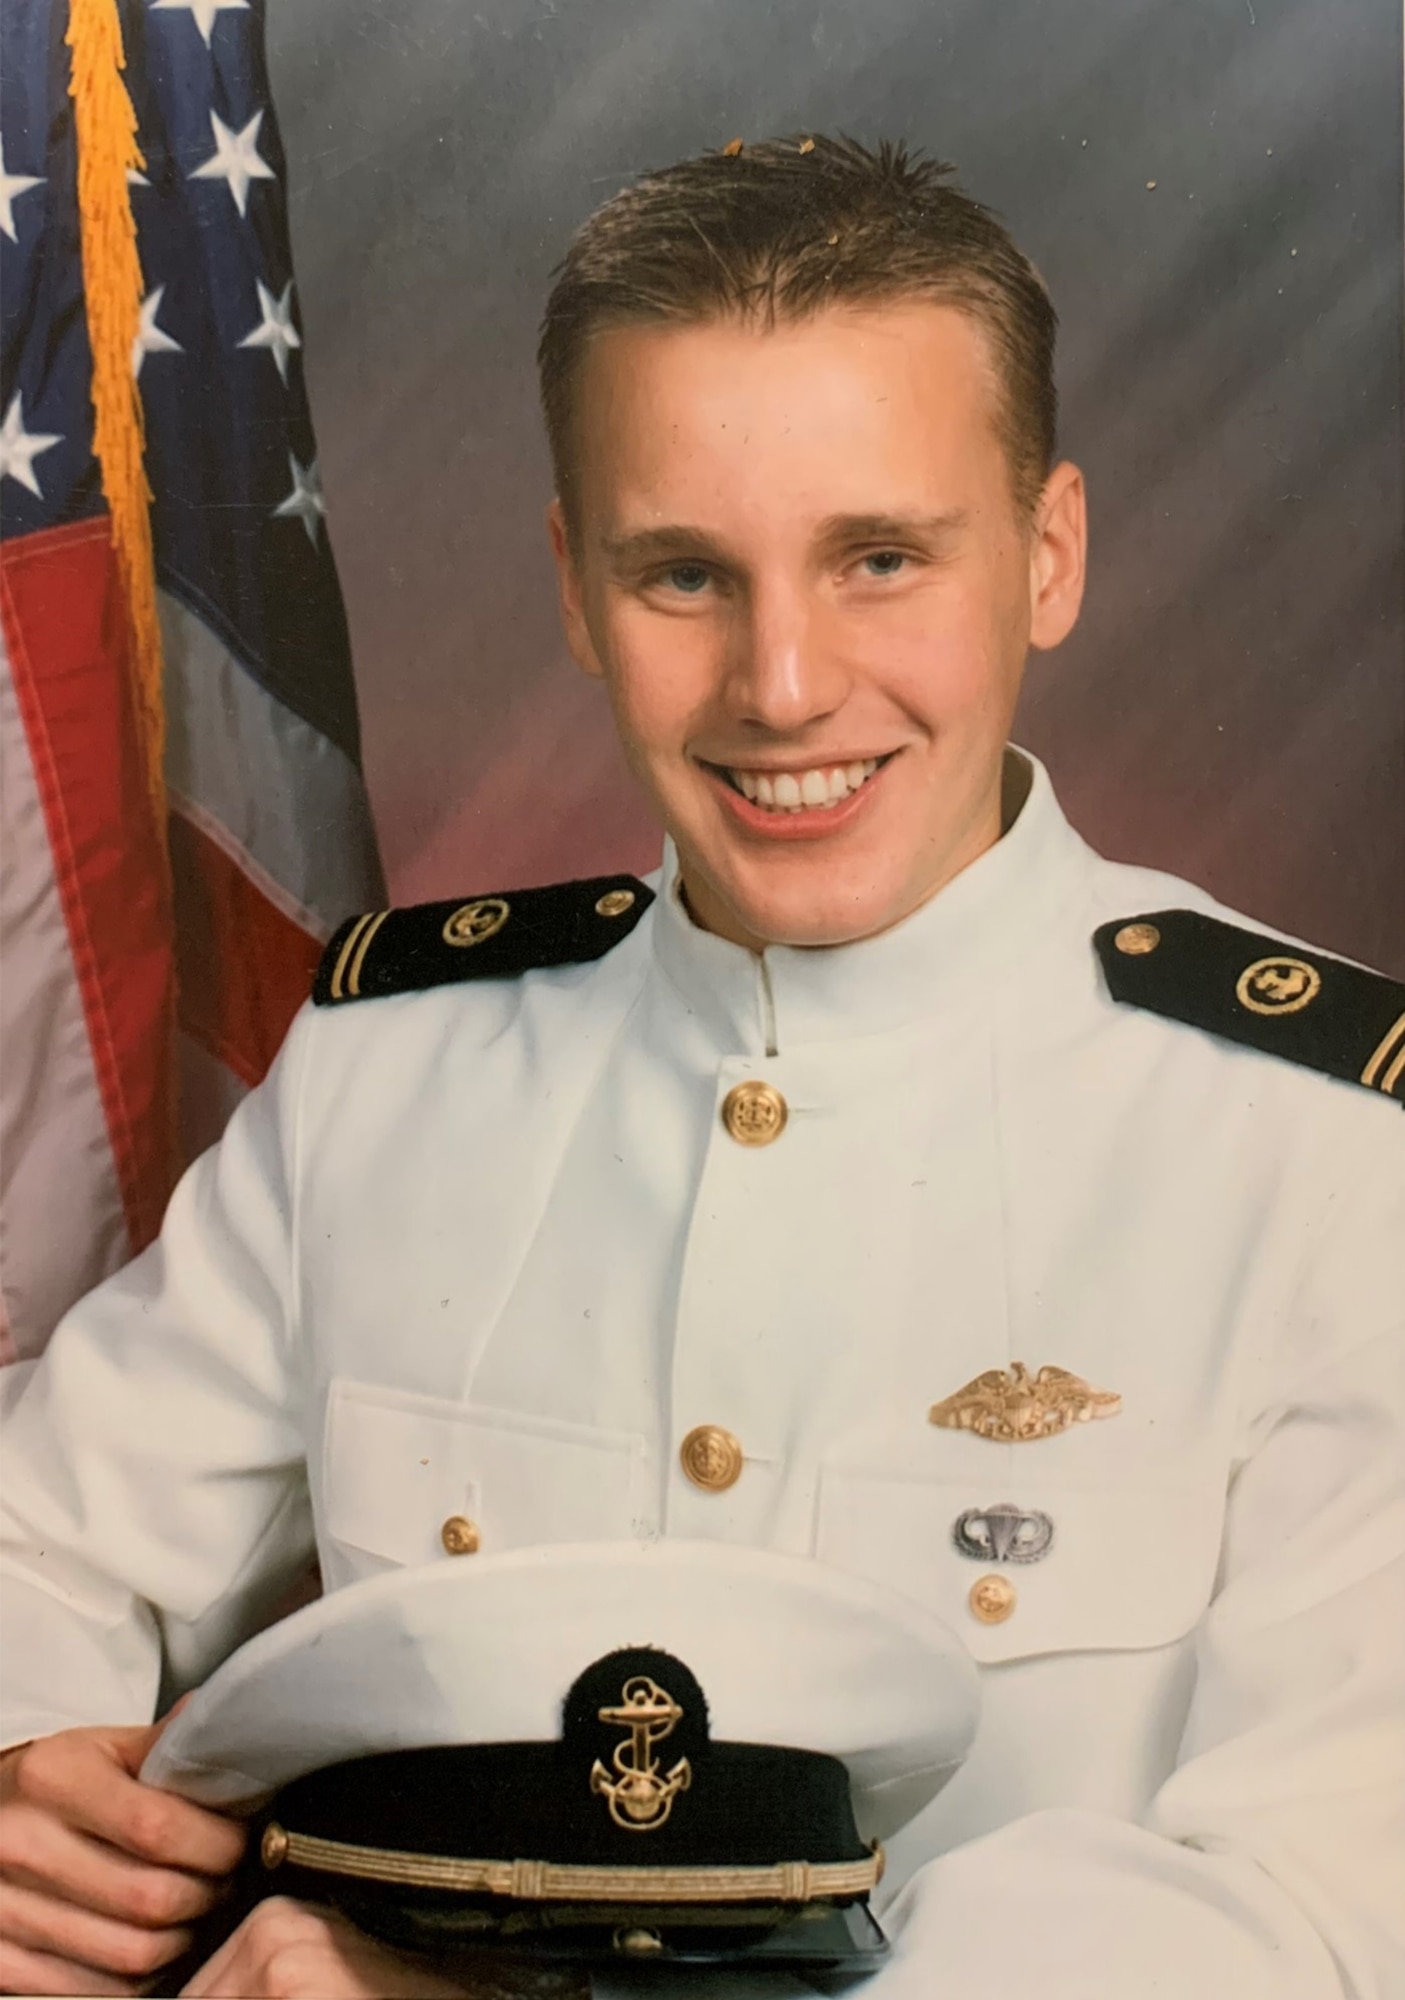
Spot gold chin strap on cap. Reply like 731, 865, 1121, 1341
261, 1824, 882, 1906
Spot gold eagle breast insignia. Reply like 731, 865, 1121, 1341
928, 1362, 1122, 1443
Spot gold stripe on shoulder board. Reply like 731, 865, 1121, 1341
328, 913, 374, 1001
1361, 1009, 1405, 1092
345, 909, 390, 997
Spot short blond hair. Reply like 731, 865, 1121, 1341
539, 134, 1058, 527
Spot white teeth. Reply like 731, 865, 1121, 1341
726, 756, 885, 814
800, 770, 829, 808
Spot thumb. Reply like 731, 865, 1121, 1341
108, 1691, 197, 1776
159, 1690, 197, 1730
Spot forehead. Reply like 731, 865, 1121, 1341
570, 302, 1008, 528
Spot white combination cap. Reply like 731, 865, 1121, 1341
144, 1538, 978, 1843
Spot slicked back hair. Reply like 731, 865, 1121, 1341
538, 135, 1059, 536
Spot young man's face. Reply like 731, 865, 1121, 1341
549, 301, 1086, 950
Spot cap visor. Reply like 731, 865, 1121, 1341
303, 1879, 889, 1971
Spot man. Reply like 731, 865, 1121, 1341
1, 135, 1402, 1999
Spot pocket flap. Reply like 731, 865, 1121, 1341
322, 1379, 646, 1569
817, 1466, 1224, 1664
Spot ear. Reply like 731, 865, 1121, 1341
1027, 461, 1087, 651
547, 499, 606, 680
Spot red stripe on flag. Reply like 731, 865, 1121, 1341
0, 518, 179, 1256
169, 809, 322, 1088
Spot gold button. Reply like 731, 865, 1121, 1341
1114, 922, 1161, 956
968, 1573, 1016, 1624
679, 1424, 744, 1492
440, 1514, 480, 1556
261, 1822, 289, 1870
595, 888, 637, 919
721, 1079, 788, 1146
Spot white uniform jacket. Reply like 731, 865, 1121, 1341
3, 757, 1403, 1999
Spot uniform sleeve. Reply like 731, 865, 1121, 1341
873, 1109, 1405, 2000
0, 1011, 318, 1748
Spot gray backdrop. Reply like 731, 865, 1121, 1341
268, 0, 1404, 975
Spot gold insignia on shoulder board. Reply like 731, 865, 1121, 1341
1235, 955, 1321, 1016
443, 897, 511, 948
929, 1362, 1121, 1443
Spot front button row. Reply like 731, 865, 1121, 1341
679, 1423, 745, 1491
721, 1080, 787, 1147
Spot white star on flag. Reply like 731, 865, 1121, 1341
272, 452, 326, 546
150, 0, 250, 49
190, 107, 275, 219
1, 141, 44, 243
132, 286, 184, 378
238, 278, 301, 385
127, 166, 151, 189
0, 393, 62, 498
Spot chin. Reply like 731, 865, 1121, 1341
726, 880, 902, 951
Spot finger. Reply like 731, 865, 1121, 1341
178, 1897, 327, 1998
16, 1737, 246, 1875
177, 1920, 243, 1998
309, 1908, 484, 2000
0, 1800, 227, 1928
0, 1935, 142, 1997
0, 1876, 192, 1982
102, 1695, 193, 1776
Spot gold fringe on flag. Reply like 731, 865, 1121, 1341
65, 0, 166, 822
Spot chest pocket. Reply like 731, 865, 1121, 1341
319, 1378, 648, 1584
816, 1464, 1225, 1666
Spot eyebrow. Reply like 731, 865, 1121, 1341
600, 510, 969, 570
814, 509, 969, 550
600, 526, 730, 568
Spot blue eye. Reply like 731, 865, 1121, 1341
666, 563, 711, 594
863, 550, 906, 576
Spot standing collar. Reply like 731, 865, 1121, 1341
648, 750, 1095, 1054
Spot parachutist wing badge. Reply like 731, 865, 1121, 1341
929, 1362, 1121, 1443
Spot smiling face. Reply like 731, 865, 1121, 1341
549, 301, 1086, 950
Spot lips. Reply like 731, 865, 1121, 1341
705, 756, 888, 815
694, 752, 895, 843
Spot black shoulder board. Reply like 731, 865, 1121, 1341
313, 875, 654, 1007
1094, 909, 1405, 1103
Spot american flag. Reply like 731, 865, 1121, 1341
0, 0, 384, 1359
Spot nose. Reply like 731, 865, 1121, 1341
723, 575, 850, 737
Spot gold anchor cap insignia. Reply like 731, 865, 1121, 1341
590, 1676, 692, 1832
929, 1362, 1121, 1443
